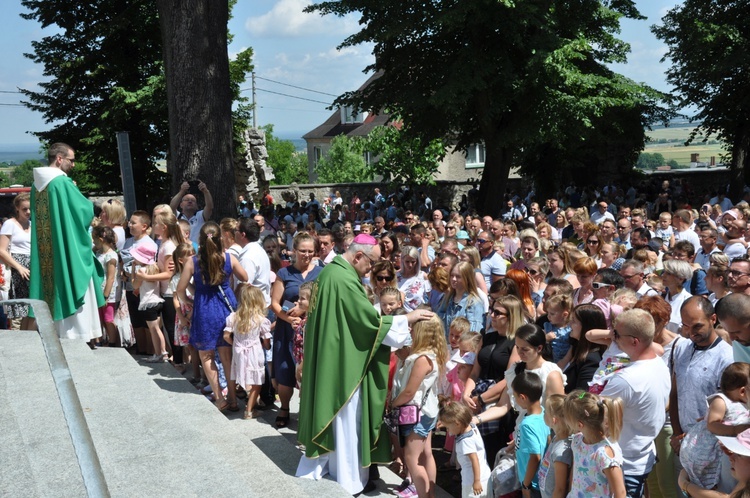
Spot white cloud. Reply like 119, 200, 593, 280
246, 0, 360, 38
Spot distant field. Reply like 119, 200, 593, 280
644, 124, 727, 165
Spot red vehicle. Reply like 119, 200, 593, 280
0, 185, 31, 219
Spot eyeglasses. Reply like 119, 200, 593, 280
728, 270, 750, 278
490, 309, 508, 318
476, 238, 489, 245
587, 239, 600, 245
613, 329, 637, 341
375, 275, 394, 282
591, 282, 610, 289
63, 155, 75, 163
620, 272, 640, 279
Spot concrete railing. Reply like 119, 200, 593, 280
3, 299, 110, 497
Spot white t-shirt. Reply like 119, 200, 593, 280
113, 226, 126, 252
666, 288, 692, 334
96, 249, 119, 303
480, 252, 507, 288
601, 356, 670, 475
0, 218, 30, 255
724, 242, 747, 262
456, 425, 492, 487
238, 241, 272, 307
177, 210, 205, 244
674, 228, 701, 253
158, 239, 177, 296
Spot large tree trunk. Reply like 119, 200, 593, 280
477, 145, 512, 218
157, 0, 236, 220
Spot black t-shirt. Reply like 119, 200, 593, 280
477, 331, 515, 381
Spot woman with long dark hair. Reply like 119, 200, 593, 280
563, 304, 607, 393
177, 221, 247, 412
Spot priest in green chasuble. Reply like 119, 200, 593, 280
296, 234, 433, 494
29, 142, 104, 340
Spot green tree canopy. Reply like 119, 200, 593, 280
653, 0, 750, 199
263, 124, 308, 185
307, 0, 667, 215
364, 125, 445, 187
636, 152, 665, 170
315, 135, 372, 183
20, 0, 168, 205
11, 159, 42, 186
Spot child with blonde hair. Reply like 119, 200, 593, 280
564, 390, 625, 497
438, 398, 491, 498
379, 286, 404, 316
391, 314, 449, 498
293, 281, 314, 386
537, 394, 572, 498
223, 284, 272, 419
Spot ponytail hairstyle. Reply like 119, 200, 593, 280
198, 221, 226, 285
564, 390, 623, 442
513, 323, 549, 374
437, 397, 473, 433
154, 211, 186, 246
545, 394, 571, 438
92, 225, 116, 249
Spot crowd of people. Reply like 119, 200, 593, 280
21, 145, 750, 498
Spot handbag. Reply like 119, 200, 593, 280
383, 387, 432, 434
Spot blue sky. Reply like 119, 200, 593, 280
0, 1, 677, 145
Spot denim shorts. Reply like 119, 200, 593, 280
399, 415, 436, 445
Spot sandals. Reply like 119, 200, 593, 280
275, 408, 290, 428
388, 460, 407, 478
215, 398, 229, 413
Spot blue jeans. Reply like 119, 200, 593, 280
624, 472, 649, 498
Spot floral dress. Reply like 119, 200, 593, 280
680, 392, 750, 488
568, 433, 622, 498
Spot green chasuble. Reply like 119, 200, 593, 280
298, 255, 394, 465
29, 169, 104, 321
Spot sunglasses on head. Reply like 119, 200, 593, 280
376, 275, 394, 282
591, 282, 610, 289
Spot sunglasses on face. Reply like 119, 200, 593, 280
490, 309, 507, 318
376, 275, 394, 282
587, 240, 600, 245
476, 238, 489, 245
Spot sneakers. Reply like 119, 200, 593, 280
393, 479, 412, 494
395, 484, 417, 498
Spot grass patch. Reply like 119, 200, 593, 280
644, 124, 728, 165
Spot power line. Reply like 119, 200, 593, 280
0, 90, 23, 94
0, 103, 26, 107
254, 75, 338, 98
259, 105, 332, 113
255, 87, 332, 106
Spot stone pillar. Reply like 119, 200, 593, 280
236, 127, 275, 205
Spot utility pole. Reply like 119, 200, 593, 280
252, 71, 257, 128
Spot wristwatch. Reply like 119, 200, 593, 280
521, 482, 531, 490
682, 481, 691, 497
